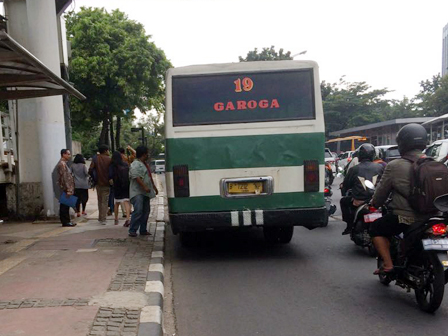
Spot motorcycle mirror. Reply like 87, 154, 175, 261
365, 180, 375, 190
433, 194, 448, 212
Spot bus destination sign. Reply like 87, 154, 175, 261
172, 69, 315, 126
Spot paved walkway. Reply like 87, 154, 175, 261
0, 176, 166, 336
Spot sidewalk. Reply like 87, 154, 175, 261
0, 176, 166, 336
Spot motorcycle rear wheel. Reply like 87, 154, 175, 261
414, 252, 445, 313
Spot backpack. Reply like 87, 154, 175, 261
406, 156, 448, 214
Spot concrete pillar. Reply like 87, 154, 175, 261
4, 0, 67, 217
26, 0, 66, 216
4, 0, 42, 217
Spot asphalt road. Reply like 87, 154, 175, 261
165, 175, 448, 336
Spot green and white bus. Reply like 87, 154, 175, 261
165, 60, 325, 244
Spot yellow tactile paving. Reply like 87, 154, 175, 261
35, 227, 72, 238
0, 255, 27, 276
1, 239, 37, 253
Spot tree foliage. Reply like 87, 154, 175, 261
239, 46, 448, 138
415, 74, 448, 117
65, 7, 172, 148
321, 78, 391, 136
239, 46, 292, 62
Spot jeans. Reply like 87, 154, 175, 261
96, 185, 110, 222
129, 194, 150, 234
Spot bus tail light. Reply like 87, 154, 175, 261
173, 165, 190, 197
304, 160, 319, 192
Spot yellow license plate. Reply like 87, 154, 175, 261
228, 182, 263, 194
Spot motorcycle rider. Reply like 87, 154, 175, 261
340, 143, 384, 235
370, 124, 433, 274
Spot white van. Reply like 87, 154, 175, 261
154, 160, 165, 174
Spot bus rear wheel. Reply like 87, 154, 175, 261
263, 226, 294, 244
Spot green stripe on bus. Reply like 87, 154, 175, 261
165, 132, 325, 172
167, 192, 324, 213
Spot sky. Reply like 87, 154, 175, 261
73, 0, 448, 101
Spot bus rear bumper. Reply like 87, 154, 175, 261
169, 207, 326, 234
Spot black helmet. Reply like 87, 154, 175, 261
396, 123, 427, 154
358, 143, 375, 161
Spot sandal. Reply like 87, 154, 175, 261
114, 219, 119, 225
123, 220, 130, 227
373, 267, 394, 275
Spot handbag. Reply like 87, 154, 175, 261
59, 192, 78, 208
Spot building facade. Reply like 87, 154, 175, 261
328, 118, 432, 152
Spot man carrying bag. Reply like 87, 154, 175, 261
57, 149, 77, 227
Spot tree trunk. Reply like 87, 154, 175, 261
115, 116, 121, 149
99, 114, 109, 146
109, 116, 115, 152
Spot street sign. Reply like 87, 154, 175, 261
131, 127, 141, 132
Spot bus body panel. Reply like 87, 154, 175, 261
165, 61, 326, 233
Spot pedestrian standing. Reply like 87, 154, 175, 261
118, 146, 136, 217
57, 149, 77, 227
71, 154, 90, 217
89, 144, 111, 225
128, 146, 158, 237
118, 146, 136, 165
109, 151, 132, 226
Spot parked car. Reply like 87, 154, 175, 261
424, 139, 448, 162
338, 151, 354, 170
376, 145, 394, 160
154, 159, 165, 174
325, 148, 337, 174
376, 145, 401, 162
383, 145, 401, 162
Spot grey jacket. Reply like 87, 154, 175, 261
372, 149, 431, 222
71, 163, 90, 189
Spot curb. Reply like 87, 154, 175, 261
139, 192, 166, 336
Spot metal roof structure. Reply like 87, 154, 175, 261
325, 135, 366, 143
329, 117, 432, 137
422, 113, 448, 126
0, 30, 85, 100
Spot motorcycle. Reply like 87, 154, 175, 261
377, 193, 448, 313
351, 201, 380, 257
323, 185, 336, 227
325, 162, 334, 186
349, 180, 378, 256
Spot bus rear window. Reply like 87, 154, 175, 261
171, 69, 315, 126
